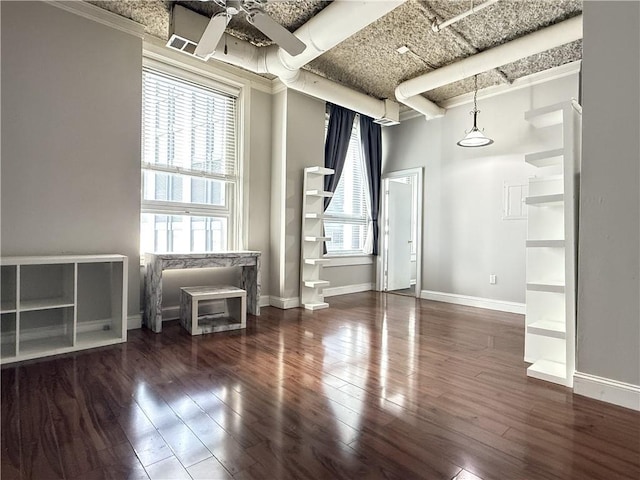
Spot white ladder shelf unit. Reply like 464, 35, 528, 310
300, 166, 334, 310
0, 254, 128, 364
524, 100, 582, 387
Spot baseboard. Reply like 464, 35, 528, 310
324, 283, 373, 298
420, 290, 525, 314
162, 306, 180, 321
260, 295, 271, 308
16, 317, 132, 339
269, 296, 300, 309
76, 319, 110, 334
573, 371, 640, 411
17, 324, 76, 342
127, 314, 142, 330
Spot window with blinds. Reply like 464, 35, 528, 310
140, 68, 239, 254
325, 119, 369, 254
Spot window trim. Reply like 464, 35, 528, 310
140, 57, 247, 255
143, 57, 241, 97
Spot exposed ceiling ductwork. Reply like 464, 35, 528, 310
167, 1, 582, 124
395, 14, 583, 119
168, 1, 405, 124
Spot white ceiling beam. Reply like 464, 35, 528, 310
395, 14, 583, 120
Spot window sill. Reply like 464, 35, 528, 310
322, 255, 373, 267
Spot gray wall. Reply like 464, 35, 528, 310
269, 89, 374, 302
383, 75, 578, 304
247, 89, 273, 298
283, 91, 325, 299
324, 263, 374, 288
1, 1, 142, 316
1, 2, 274, 318
577, 1, 640, 386
270, 90, 287, 298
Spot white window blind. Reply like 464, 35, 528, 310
141, 68, 239, 254
325, 119, 369, 254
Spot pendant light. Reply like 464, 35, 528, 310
457, 75, 494, 147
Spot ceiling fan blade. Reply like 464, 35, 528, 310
248, 11, 306, 56
195, 12, 229, 59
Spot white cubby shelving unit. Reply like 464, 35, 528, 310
524, 100, 582, 387
0, 254, 128, 364
300, 166, 334, 310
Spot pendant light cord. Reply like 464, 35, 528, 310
473, 74, 478, 113
472, 74, 479, 128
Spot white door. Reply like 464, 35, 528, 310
387, 180, 412, 290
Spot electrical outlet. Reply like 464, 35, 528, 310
489, 274, 497, 285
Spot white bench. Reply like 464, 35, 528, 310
179, 285, 246, 335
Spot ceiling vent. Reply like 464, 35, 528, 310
373, 100, 400, 126
374, 117, 400, 127
167, 5, 208, 57
167, 5, 402, 125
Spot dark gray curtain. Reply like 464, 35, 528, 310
360, 114, 382, 256
324, 104, 356, 210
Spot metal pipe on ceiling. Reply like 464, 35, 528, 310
274, 0, 406, 74
169, 2, 404, 123
279, 69, 398, 121
416, 1, 511, 85
395, 14, 583, 119
431, 0, 500, 33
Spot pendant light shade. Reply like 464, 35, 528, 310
457, 75, 493, 148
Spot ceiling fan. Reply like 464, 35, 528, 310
194, 0, 307, 59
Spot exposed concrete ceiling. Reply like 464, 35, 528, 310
87, 0, 582, 103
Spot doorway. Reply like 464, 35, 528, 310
378, 168, 423, 298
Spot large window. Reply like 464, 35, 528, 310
324, 120, 369, 255
141, 68, 239, 254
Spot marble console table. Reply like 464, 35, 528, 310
144, 251, 261, 333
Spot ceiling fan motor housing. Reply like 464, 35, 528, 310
184, 0, 306, 59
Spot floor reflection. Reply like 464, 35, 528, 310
1, 292, 638, 480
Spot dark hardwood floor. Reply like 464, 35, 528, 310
2, 292, 639, 480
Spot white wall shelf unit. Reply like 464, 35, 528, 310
525, 194, 565, 206
526, 283, 566, 294
524, 104, 565, 128
526, 240, 565, 248
304, 280, 330, 288
525, 148, 564, 167
300, 166, 334, 311
304, 236, 331, 242
0, 254, 128, 364
305, 190, 334, 197
524, 100, 581, 387
304, 258, 331, 266
527, 320, 566, 339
